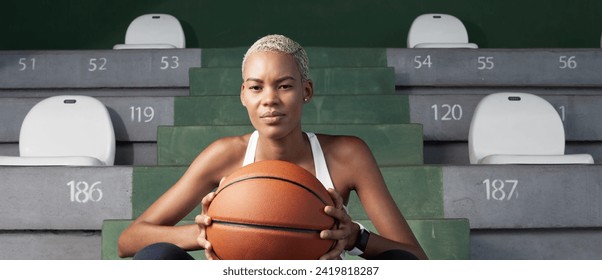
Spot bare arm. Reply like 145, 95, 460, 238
117, 137, 245, 257
326, 136, 428, 260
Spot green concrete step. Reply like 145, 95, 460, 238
174, 95, 409, 125
101, 218, 469, 260
132, 166, 189, 219
201, 47, 387, 68
403, 219, 470, 260
133, 164, 602, 230
157, 124, 423, 166
348, 166, 443, 220
131, 165, 442, 222
101, 219, 206, 260
189, 67, 395, 95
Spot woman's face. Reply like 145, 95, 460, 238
241, 51, 313, 139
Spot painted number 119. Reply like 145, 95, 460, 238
130, 106, 155, 123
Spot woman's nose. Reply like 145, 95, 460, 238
261, 87, 280, 105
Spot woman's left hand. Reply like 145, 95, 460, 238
319, 188, 354, 260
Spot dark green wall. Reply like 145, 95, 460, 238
2, 0, 601, 50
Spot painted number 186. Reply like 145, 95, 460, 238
67, 181, 103, 203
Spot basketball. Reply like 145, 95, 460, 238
206, 160, 337, 260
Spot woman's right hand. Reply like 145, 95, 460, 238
195, 191, 218, 260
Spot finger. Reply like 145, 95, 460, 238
197, 233, 209, 249
324, 206, 350, 223
201, 192, 216, 214
195, 214, 212, 226
205, 242, 219, 260
196, 214, 213, 251
326, 188, 344, 209
320, 228, 351, 243
319, 243, 345, 260
219, 176, 227, 186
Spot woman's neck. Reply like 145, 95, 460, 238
255, 130, 313, 166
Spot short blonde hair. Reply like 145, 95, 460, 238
242, 34, 309, 82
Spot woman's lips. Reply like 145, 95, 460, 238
260, 111, 285, 123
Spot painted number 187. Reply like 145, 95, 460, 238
483, 179, 518, 201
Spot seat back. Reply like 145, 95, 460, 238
19, 95, 115, 165
407, 14, 477, 48
468, 92, 565, 164
115, 14, 185, 49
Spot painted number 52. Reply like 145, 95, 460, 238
88, 58, 107, 72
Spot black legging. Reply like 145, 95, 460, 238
133, 242, 194, 260
367, 249, 419, 260
133, 243, 418, 260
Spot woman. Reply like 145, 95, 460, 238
118, 34, 427, 260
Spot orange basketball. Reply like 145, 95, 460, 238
206, 160, 337, 260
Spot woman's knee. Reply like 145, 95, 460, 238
368, 249, 419, 260
133, 242, 194, 260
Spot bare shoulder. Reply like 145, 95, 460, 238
315, 134, 379, 193
187, 134, 251, 183
315, 134, 373, 161
202, 134, 250, 158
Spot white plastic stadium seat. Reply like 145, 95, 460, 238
113, 14, 185, 49
0, 96, 116, 166
468, 92, 593, 165
407, 13, 478, 48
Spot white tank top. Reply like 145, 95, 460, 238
242, 131, 335, 189
243, 131, 348, 258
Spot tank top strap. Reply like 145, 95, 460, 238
242, 131, 335, 190
242, 131, 259, 167
242, 130, 345, 258
306, 132, 335, 190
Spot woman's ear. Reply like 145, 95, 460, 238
240, 83, 247, 107
303, 79, 314, 103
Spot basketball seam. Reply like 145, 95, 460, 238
209, 219, 338, 260
216, 175, 331, 205
210, 174, 338, 259
212, 219, 322, 233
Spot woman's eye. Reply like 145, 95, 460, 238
249, 86, 262, 91
279, 84, 293, 90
